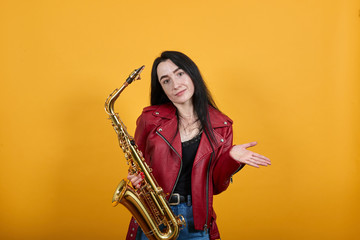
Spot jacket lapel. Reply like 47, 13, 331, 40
153, 104, 182, 159
193, 107, 231, 166
193, 129, 225, 166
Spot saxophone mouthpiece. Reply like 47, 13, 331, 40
137, 65, 145, 73
126, 65, 145, 84
135, 65, 145, 80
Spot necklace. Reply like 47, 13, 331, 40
179, 117, 201, 142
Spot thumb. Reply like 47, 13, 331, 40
243, 141, 257, 149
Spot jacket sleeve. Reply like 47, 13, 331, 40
134, 112, 149, 155
212, 124, 244, 195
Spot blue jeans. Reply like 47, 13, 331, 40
136, 203, 210, 240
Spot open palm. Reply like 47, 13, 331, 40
229, 141, 271, 168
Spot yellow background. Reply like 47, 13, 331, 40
1, 0, 359, 239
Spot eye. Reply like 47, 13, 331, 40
177, 71, 185, 77
162, 79, 170, 84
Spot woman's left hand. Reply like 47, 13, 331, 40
229, 141, 271, 168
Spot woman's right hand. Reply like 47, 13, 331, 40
127, 172, 144, 189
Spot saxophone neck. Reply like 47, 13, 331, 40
105, 65, 145, 116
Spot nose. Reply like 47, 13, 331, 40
172, 78, 181, 89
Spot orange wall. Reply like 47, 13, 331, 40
0, 0, 359, 239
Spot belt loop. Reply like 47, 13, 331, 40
186, 195, 192, 206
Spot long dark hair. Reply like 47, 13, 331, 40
151, 51, 219, 144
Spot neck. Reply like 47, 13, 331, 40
174, 102, 202, 142
173, 102, 196, 120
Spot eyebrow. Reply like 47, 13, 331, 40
159, 67, 181, 81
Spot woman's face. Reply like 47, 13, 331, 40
157, 59, 195, 107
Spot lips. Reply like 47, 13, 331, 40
175, 89, 186, 96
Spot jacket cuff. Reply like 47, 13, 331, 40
222, 146, 244, 177
213, 146, 245, 194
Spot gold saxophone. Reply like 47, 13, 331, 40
105, 66, 185, 240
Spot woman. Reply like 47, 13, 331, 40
126, 51, 271, 240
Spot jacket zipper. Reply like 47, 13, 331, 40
203, 151, 213, 233
203, 131, 215, 233
156, 130, 183, 199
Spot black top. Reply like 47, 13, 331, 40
174, 132, 202, 196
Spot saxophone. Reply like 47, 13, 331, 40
105, 66, 185, 240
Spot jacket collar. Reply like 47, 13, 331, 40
151, 103, 177, 120
151, 103, 232, 128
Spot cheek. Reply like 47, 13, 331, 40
161, 85, 172, 97
188, 81, 195, 94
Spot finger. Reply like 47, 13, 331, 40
251, 155, 271, 165
253, 153, 271, 162
245, 161, 260, 168
128, 174, 140, 183
243, 141, 258, 149
250, 157, 270, 166
250, 155, 270, 163
127, 171, 144, 180
240, 159, 260, 168
127, 173, 135, 180
132, 178, 145, 189
133, 178, 143, 186
128, 173, 140, 181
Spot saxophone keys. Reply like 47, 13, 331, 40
121, 142, 128, 149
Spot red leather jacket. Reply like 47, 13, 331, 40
126, 103, 244, 240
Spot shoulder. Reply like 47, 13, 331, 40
208, 106, 233, 128
137, 103, 177, 123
